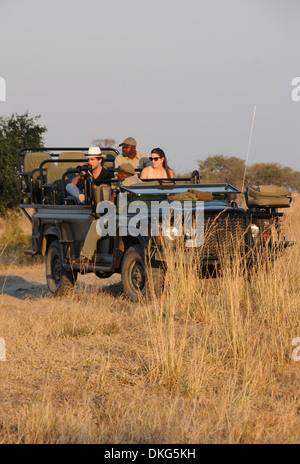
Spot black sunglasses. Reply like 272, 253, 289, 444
149, 156, 161, 161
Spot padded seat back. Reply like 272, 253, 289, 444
101, 150, 117, 170
46, 165, 78, 204
24, 152, 52, 181
46, 165, 76, 184
58, 152, 85, 168
23, 152, 53, 204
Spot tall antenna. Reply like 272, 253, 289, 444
241, 105, 256, 194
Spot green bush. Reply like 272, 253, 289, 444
0, 111, 47, 214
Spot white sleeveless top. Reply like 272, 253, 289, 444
148, 166, 168, 179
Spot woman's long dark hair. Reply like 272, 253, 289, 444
151, 148, 173, 178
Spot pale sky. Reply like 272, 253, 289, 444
1, 0, 299, 176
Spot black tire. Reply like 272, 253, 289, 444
46, 240, 77, 296
121, 245, 164, 302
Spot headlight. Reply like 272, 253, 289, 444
250, 224, 260, 238
158, 225, 180, 241
164, 226, 180, 240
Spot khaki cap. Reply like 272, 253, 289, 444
119, 137, 137, 147
116, 163, 135, 175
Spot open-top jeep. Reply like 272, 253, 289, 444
17, 147, 293, 301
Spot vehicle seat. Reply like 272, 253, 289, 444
23, 151, 52, 203
102, 151, 117, 171
58, 152, 85, 168
24, 151, 52, 180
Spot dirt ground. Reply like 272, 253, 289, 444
0, 263, 122, 303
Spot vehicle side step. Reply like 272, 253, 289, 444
63, 262, 112, 273
24, 250, 37, 256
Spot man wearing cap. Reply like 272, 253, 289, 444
66, 146, 112, 204
114, 137, 151, 171
71, 163, 142, 266
116, 163, 143, 186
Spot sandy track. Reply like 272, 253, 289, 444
0, 264, 122, 303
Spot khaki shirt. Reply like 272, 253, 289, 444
121, 176, 143, 187
114, 151, 151, 170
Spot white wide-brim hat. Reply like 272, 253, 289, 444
86, 146, 102, 157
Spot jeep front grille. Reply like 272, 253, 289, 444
199, 213, 249, 258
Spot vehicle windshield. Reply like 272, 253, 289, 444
121, 184, 241, 196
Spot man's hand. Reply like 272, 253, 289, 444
110, 187, 120, 203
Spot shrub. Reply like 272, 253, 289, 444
0, 111, 47, 214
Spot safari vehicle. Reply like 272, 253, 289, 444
17, 147, 293, 301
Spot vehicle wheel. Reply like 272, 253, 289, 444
121, 245, 164, 302
46, 240, 77, 296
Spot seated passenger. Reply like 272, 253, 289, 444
71, 163, 142, 266
114, 137, 151, 171
140, 148, 174, 180
116, 163, 143, 186
66, 146, 112, 204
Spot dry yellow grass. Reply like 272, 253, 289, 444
0, 197, 299, 444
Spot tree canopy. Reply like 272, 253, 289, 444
197, 155, 245, 187
197, 155, 300, 192
92, 138, 116, 148
0, 111, 47, 214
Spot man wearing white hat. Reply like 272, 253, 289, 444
114, 137, 151, 171
66, 146, 112, 204
71, 163, 143, 266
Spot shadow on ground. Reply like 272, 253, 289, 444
0, 273, 123, 301
0, 275, 49, 300
75, 273, 124, 298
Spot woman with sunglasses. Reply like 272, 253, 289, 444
140, 148, 174, 180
